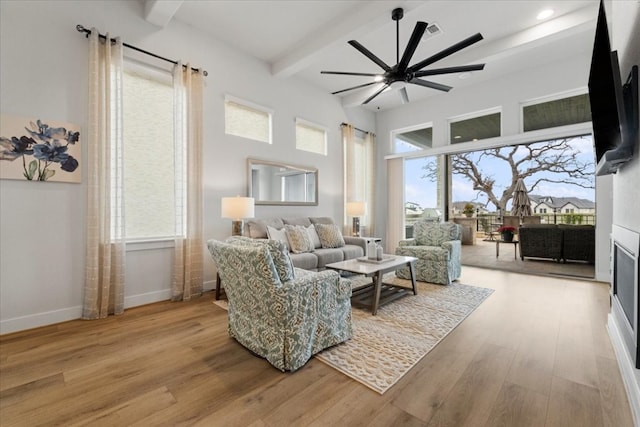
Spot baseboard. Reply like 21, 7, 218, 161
1, 283, 219, 336
0, 305, 83, 335
608, 314, 640, 426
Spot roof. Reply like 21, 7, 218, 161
529, 195, 595, 209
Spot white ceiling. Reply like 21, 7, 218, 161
145, 0, 599, 111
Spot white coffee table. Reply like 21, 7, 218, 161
326, 255, 418, 315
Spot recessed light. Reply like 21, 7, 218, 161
537, 9, 554, 20
374, 75, 384, 82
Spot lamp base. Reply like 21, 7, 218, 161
352, 217, 360, 237
231, 220, 244, 236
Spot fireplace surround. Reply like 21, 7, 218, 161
608, 224, 640, 422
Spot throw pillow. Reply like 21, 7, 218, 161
267, 225, 289, 251
314, 223, 345, 248
226, 236, 294, 282
305, 224, 322, 249
285, 225, 314, 254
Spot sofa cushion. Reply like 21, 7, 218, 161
267, 225, 289, 251
309, 217, 335, 225
225, 236, 295, 282
289, 252, 319, 270
341, 244, 365, 260
315, 223, 346, 248
313, 248, 345, 268
247, 218, 285, 239
283, 217, 313, 227
306, 224, 322, 249
285, 224, 314, 254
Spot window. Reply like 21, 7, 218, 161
522, 93, 590, 132
450, 110, 501, 143
393, 124, 433, 153
224, 95, 272, 143
565, 208, 574, 213
123, 66, 176, 240
296, 118, 327, 155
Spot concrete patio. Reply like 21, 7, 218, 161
461, 236, 595, 279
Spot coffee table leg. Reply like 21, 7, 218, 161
372, 270, 383, 315
408, 261, 417, 295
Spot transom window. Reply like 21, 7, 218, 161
393, 124, 433, 153
295, 118, 327, 155
224, 95, 272, 144
450, 110, 501, 144
522, 93, 591, 132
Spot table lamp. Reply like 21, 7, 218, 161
347, 201, 366, 237
221, 196, 255, 236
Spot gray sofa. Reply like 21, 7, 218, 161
245, 217, 366, 270
519, 224, 595, 263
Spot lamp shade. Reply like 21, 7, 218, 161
347, 201, 366, 216
221, 196, 255, 220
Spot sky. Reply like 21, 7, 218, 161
402, 135, 596, 212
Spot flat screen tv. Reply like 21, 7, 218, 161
588, 0, 639, 176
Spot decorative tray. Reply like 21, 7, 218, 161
356, 256, 395, 264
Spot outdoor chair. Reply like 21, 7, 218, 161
207, 238, 353, 371
395, 221, 462, 285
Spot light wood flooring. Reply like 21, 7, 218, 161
0, 267, 634, 426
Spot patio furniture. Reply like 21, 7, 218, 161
559, 225, 595, 263
394, 221, 462, 285
518, 224, 563, 262
207, 238, 353, 371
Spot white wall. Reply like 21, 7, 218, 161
0, 0, 375, 333
374, 51, 618, 281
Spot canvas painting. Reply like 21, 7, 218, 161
0, 114, 81, 183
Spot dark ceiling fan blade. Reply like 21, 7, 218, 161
331, 81, 379, 95
398, 21, 427, 71
414, 63, 485, 77
399, 87, 409, 104
348, 40, 392, 72
321, 71, 381, 77
408, 33, 484, 73
363, 84, 389, 104
409, 78, 452, 92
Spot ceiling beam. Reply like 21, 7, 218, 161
272, 1, 422, 78
144, 0, 184, 28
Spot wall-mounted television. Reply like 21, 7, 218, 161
588, 0, 639, 176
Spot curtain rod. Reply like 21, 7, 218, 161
341, 122, 375, 136
76, 25, 208, 76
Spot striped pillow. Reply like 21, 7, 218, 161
314, 223, 345, 248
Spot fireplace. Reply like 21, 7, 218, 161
610, 225, 640, 368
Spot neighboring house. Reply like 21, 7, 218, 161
404, 201, 423, 216
451, 201, 489, 216
529, 195, 595, 214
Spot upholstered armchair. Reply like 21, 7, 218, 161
395, 221, 462, 285
207, 238, 353, 372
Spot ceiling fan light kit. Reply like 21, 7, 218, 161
321, 7, 485, 105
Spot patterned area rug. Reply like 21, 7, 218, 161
315, 274, 493, 394
212, 274, 493, 394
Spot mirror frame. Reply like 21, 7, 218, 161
247, 158, 319, 206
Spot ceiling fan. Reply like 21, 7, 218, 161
321, 8, 485, 105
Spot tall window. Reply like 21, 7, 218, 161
296, 118, 327, 155
343, 124, 375, 235
224, 95, 272, 143
123, 65, 176, 240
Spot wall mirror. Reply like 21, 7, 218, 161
248, 158, 318, 205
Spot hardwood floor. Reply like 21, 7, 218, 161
0, 267, 634, 426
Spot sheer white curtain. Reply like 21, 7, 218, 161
343, 124, 376, 236
171, 62, 204, 301
386, 158, 404, 253
83, 29, 125, 319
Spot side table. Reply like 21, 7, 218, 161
496, 239, 519, 259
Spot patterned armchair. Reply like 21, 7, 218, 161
207, 238, 353, 372
395, 221, 462, 285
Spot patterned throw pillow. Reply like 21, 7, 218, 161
267, 225, 289, 251
305, 224, 322, 249
314, 223, 345, 248
285, 225, 314, 254
225, 236, 295, 282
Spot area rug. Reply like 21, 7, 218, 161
315, 274, 493, 394
212, 275, 493, 394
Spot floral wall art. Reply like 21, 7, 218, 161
0, 114, 81, 183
